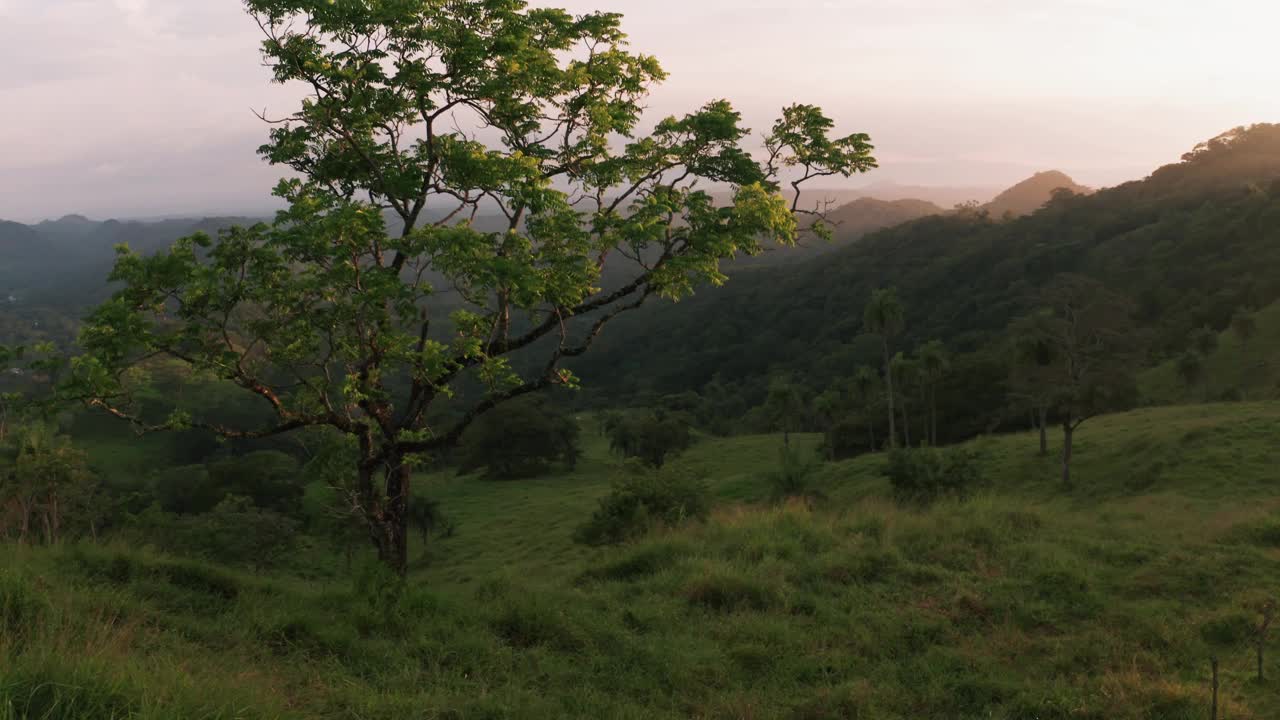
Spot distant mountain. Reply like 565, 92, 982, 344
846, 181, 1002, 209
982, 170, 1092, 217
0, 215, 264, 310
734, 196, 945, 269
825, 197, 945, 232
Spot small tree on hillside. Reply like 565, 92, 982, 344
1008, 312, 1060, 456
890, 351, 920, 448
0, 423, 98, 544
851, 365, 880, 451
1176, 352, 1205, 389
606, 409, 692, 468
1191, 326, 1220, 358
1025, 275, 1138, 488
1231, 309, 1257, 347
863, 288, 905, 448
764, 374, 806, 449
455, 396, 580, 479
66, 0, 875, 574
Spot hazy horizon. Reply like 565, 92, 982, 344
3, 0, 1277, 223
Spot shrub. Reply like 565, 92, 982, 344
574, 467, 710, 546
885, 447, 982, 505
603, 409, 694, 468
764, 445, 821, 500
455, 396, 580, 479
131, 497, 299, 568
208, 450, 305, 515
821, 416, 877, 460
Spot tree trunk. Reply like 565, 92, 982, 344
900, 399, 912, 448
17, 496, 31, 545
883, 342, 896, 449
929, 387, 938, 447
1038, 406, 1048, 456
1061, 421, 1074, 488
867, 419, 875, 454
361, 455, 412, 576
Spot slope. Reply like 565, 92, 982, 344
571, 124, 1280, 436
981, 170, 1092, 217
5, 403, 1280, 718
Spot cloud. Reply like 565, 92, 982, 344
1, 0, 1277, 221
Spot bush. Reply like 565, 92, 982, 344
130, 496, 299, 568
603, 409, 694, 468
208, 450, 304, 515
885, 447, 982, 505
821, 416, 876, 460
152, 451, 305, 517
455, 396, 580, 479
574, 466, 710, 546
764, 445, 821, 500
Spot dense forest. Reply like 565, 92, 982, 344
573, 124, 1280, 443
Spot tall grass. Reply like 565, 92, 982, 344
4, 403, 1280, 717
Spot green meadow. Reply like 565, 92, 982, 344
6, 403, 1280, 719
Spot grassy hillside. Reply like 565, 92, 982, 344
1141, 301, 1280, 405
6, 404, 1280, 718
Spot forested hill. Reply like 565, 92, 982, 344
0, 216, 263, 307
571, 124, 1280, 430
982, 170, 1092, 217
734, 197, 945, 268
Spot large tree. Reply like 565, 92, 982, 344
863, 288, 904, 448
68, 0, 875, 573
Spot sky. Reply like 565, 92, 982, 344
1, 0, 1278, 222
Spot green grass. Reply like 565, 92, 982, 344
7, 404, 1280, 718
1140, 301, 1280, 405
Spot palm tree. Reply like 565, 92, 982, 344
917, 340, 950, 446
890, 352, 919, 448
863, 288, 905, 448
851, 366, 879, 451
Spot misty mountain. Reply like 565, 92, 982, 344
0, 215, 265, 309
982, 170, 1093, 217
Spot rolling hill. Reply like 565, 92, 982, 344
6, 402, 1280, 718
570, 124, 1280, 439
982, 170, 1093, 217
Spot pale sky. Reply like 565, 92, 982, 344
1, 0, 1278, 222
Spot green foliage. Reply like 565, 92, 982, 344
603, 409, 693, 468
0, 423, 99, 544
574, 466, 710, 546
151, 450, 304, 517
1175, 352, 1204, 387
863, 286, 905, 340
764, 445, 820, 500
885, 447, 983, 505
1191, 325, 1220, 357
455, 396, 579, 479
69, 0, 871, 572
6, 404, 1280, 717
579, 125, 1280, 445
130, 496, 300, 569
1232, 308, 1258, 345
763, 374, 807, 439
